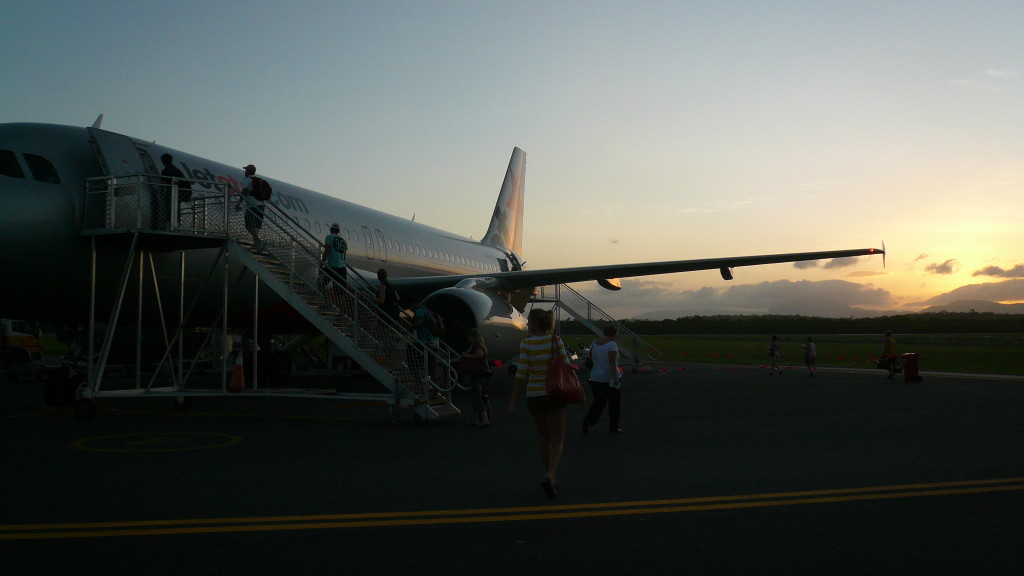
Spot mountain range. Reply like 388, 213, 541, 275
629, 299, 1024, 320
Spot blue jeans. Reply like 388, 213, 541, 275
467, 375, 487, 414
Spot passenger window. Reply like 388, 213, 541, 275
23, 154, 61, 184
0, 150, 26, 179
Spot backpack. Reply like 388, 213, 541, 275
250, 177, 273, 201
385, 284, 402, 316
424, 307, 445, 336
178, 179, 192, 202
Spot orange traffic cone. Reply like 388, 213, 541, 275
229, 353, 245, 392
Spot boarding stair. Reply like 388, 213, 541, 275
535, 284, 661, 369
79, 174, 460, 420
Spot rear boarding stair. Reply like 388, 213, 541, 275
535, 284, 662, 371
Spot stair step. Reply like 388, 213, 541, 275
428, 401, 461, 417
230, 234, 462, 418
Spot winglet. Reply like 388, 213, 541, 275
91, 114, 104, 129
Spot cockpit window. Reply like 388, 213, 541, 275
0, 150, 25, 179
23, 154, 61, 184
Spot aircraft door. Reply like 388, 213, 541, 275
361, 226, 375, 260
88, 128, 150, 176
375, 229, 388, 262
87, 128, 157, 229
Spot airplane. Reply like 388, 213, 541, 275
0, 121, 883, 377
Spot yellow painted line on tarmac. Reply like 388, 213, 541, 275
3, 477, 1022, 540
111, 408, 361, 421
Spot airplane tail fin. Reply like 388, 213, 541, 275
482, 147, 526, 256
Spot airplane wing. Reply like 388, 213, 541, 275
389, 247, 884, 297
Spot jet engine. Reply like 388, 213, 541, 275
420, 279, 528, 360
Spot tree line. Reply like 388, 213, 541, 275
560, 312, 1024, 335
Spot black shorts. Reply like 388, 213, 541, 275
244, 204, 265, 230
527, 395, 567, 413
326, 266, 347, 285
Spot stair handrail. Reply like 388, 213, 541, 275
82, 174, 462, 395
246, 197, 463, 391
541, 284, 662, 362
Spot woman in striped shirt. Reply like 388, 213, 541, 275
508, 308, 574, 499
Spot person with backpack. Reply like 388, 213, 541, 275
412, 300, 441, 385
236, 164, 269, 251
159, 153, 191, 229
374, 268, 402, 323
160, 153, 191, 201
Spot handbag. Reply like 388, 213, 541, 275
545, 335, 585, 404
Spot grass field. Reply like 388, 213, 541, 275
42, 332, 1022, 377
562, 334, 1024, 376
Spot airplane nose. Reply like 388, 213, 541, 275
0, 138, 91, 319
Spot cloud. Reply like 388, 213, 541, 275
949, 79, 997, 92
972, 264, 1024, 278
913, 279, 1024, 306
846, 270, 887, 278
906, 254, 928, 271
985, 69, 1019, 79
924, 259, 958, 275
793, 256, 864, 270
823, 257, 859, 269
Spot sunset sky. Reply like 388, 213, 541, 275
3, 1, 1022, 318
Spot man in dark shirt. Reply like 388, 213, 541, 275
159, 153, 191, 228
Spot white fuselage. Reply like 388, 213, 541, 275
0, 123, 522, 342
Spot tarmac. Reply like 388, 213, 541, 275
2, 362, 1022, 575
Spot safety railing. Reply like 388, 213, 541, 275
233, 190, 462, 395
82, 174, 460, 398
84, 175, 231, 235
538, 284, 662, 362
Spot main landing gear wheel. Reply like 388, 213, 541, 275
73, 379, 96, 421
